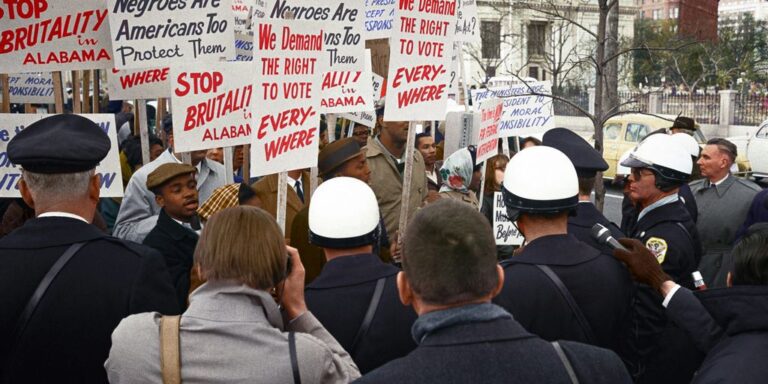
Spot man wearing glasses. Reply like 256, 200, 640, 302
619, 133, 703, 383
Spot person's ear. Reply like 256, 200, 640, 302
19, 178, 35, 210
89, 174, 100, 202
397, 271, 414, 307
490, 265, 506, 299
155, 194, 165, 208
727, 271, 733, 288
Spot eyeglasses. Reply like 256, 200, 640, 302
631, 168, 655, 180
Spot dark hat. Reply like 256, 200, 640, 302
161, 114, 174, 134
7, 114, 111, 174
146, 163, 197, 190
670, 116, 696, 131
542, 128, 608, 178
318, 138, 362, 178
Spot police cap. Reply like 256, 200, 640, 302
542, 128, 608, 178
146, 163, 197, 191
7, 114, 110, 174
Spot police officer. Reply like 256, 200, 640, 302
493, 146, 634, 355
304, 177, 417, 374
0, 114, 179, 383
542, 128, 624, 253
619, 133, 703, 383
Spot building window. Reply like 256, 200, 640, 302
481, 21, 501, 59
529, 66, 540, 80
670, 7, 678, 19
527, 22, 547, 57
486, 66, 497, 79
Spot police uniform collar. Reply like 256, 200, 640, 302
504, 234, 602, 266
568, 202, 601, 227
633, 199, 691, 232
306, 253, 397, 289
418, 316, 536, 347
637, 193, 679, 222
0, 216, 106, 249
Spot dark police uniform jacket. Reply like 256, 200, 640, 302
666, 286, 768, 384
627, 200, 703, 384
568, 201, 624, 254
354, 316, 632, 384
493, 235, 634, 353
305, 253, 417, 374
0, 217, 180, 384
142, 208, 199, 310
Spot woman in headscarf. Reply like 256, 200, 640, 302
439, 146, 483, 209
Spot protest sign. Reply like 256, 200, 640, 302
493, 192, 524, 245
384, 0, 457, 121
250, 19, 323, 176
0, 0, 113, 73
171, 62, 253, 152
443, 110, 472, 159
474, 98, 502, 164
471, 81, 555, 137
107, 0, 236, 69
454, 0, 479, 43
364, 0, 396, 40
0, 73, 55, 104
0, 113, 123, 198
232, 0, 261, 61
338, 59, 384, 126
447, 43, 460, 96
107, 67, 171, 100
320, 49, 374, 113
270, 0, 365, 72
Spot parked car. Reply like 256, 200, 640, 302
727, 119, 768, 180
601, 113, 706, 179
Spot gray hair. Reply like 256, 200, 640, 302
22, 169, 95, 204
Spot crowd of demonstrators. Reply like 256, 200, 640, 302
5, 109, 768, 384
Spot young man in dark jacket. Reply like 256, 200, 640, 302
142, 163, 201, 309
356, 200, 632, 383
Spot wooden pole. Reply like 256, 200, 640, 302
72, 71, 82, 113
136, 99, 150, 165
92, 70, 100, 113
0, 74, 10, 113
395, 121, 418, 262
224, 146, 235, 184
477, 162, 487, 212
82, 70, 91, 113
24, 104, 35, 113
327, 113, 337, 142
156, 98, 167, 137
53, 72, 64, 113
242, 144, 251, 181
276, 171, 288, 235
309, 166, 318, 196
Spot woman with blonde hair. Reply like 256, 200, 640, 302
106, 206, 360, 383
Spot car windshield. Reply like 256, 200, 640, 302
692, 129, 706, 143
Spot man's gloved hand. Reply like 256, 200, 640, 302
613, 238, 671, 292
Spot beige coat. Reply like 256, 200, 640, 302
105, 281, 360, 384
365, 137, 427, 236
440, 190, 479, 209
252, 172, 312, 242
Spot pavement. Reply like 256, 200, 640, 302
593, 184, 625, 227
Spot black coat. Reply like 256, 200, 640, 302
494, 235, 635, 353
678, 183, 698, 223
142, 209, 199, 309
627, 201, 703, 383
667, 286, 768, 384
305, 253, 417, 374
568, 202, 624, 254
0, 217, 179, 384
354, 316, 632, 384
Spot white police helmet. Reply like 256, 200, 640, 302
309, 177, 380, 248
621, 133, 692, 189
501, 146, 578, 221
670, 132, 701, 158
616, 149, 633, 176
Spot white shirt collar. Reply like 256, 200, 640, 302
170, 150, 203, 172
38, 212, 89, 223
287, 175, 300, 190
712, 174, 730, 187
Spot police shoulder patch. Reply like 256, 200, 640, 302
645, 237, 668, 264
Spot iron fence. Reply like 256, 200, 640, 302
553, 90, 590, 117
734, 93, 768, 126
618, 91, 649, 114
660, 94, 720, 125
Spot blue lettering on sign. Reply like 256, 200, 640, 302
0, 173, 21, 191
98, 172, 117, 189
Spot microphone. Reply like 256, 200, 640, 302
591, 223, 628, 252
